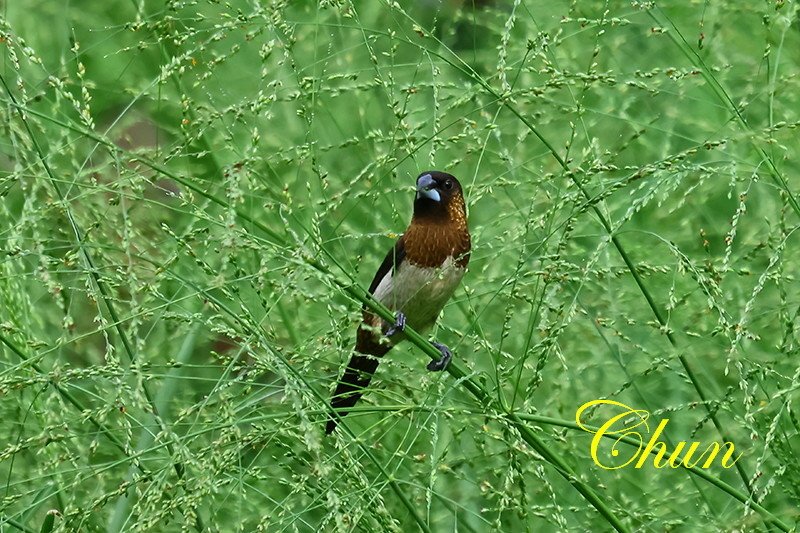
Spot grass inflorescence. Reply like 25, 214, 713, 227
1, 1, 799, 531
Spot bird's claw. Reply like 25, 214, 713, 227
427, 342, 452, 371
385, 311, 406, 337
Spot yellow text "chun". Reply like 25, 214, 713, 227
575, 399, 743, 470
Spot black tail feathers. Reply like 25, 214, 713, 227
326, 353, 381, 434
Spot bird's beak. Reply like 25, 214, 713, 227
416, 174, 441, 202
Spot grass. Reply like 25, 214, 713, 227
1, 0, 799, 531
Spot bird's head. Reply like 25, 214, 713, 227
412, 171, 466, 225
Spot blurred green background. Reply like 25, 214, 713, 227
1, 0, 799, 531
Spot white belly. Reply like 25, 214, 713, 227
371, 256, 465, 333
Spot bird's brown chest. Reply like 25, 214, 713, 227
403, 218, 471, 269
369, 218, 470, 334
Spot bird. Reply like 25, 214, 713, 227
326, 171, 471, 434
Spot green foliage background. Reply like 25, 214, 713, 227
1, 0, 799, 531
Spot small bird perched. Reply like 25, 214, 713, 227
326, 171, 471, 434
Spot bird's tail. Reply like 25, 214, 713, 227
326, 327, 393, 434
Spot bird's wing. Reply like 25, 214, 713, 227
366, 235, 406, 296
327, 236, 406, 434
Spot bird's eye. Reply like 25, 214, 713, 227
443, 179, 453, 190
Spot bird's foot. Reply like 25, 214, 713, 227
385, 311, 406, 337
427, 342, 452, 371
